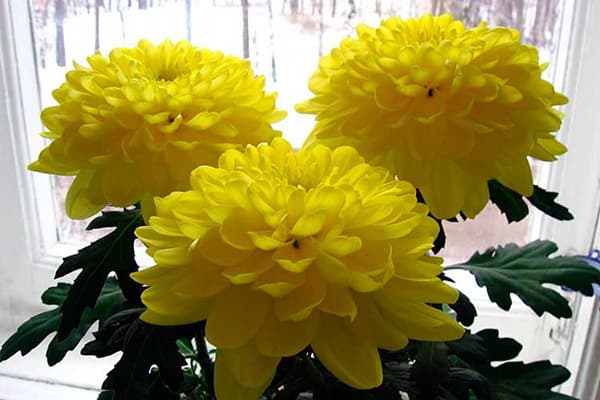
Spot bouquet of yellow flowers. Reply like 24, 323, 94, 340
2, 14, 598, 400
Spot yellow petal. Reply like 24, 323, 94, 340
318, 286, 357, 320
355, 297, 409, 351
217, 345, 279, 388
248, 231, 286, 251
252, 266, 306, 298
497, 156, 534, 196
206, 286, 271, 349
380, 301, 465, 341
197, 228, 253, 266
256, 310, 319, 357
272, 242, 316, 273
102, 161, 142, 207
139, 288, 210, 325
311, 313, 383, 389
214, 350, 272, 400
381, 276, 458, 304
223, 251, 274, 284
291, 211, 327, 237
65, 169, 106, 219
274, 266, 326, 321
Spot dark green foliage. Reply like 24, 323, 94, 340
488, 180, 529, 223
82, 308, 144, 358
55, 208, 143, 339
527, 186, 574, 221
488, 180, 573, 224
0, 278, 125, 365
447, 240, 600, 317
448, 291, 477, 326
486, 361, 574, 399
411, 342, 450, 399
442, 329, 574, 400
98, 319, 202, 400
0, 310, 61, 361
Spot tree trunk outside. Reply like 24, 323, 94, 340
55, 0, 66, 66
347, 0, 356, 19
267, 0, 277, 82
138, 0, 147, 9
290, 0, 299, 15
331, 0, 336, 17
531, 0, 549, 45
318, 0, 324, 56
94, 0, 101, 51
241, 0, 250, 58
186, 0, 192, 41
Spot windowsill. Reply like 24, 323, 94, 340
0, 330, 120, 399
0, 375, 97, 400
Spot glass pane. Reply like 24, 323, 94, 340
29, 0, 569, 247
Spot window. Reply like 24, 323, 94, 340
1, 0, 599, 397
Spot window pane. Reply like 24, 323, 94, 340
29, 0, 569, 246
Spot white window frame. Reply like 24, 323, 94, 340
1, 0, 599, 397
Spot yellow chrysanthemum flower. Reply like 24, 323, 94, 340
29, 39, 285, 219
132, 138, 463, 400
296, 14, 568, 219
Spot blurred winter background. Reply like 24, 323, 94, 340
29, 0, 567, 261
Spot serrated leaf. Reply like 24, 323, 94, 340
0, 310, 61, 361
101, 320, 200, 400
488, 180, 529, 223
476, 329, 522, 363
447, 240, 600, 317
487, 361, 574, 399
0, 278, 126, 365
46, 309, 96, 366
447, 332, 488, 367
41, 283, 71, 306
433, 217, 447, 254
82, 308, 144, 358
55, 208, 143, 339
411, 342, 450, 399
448, 291, 477, 326
416, 189, 446, 253
527, 186, 573, 221
448, 368, 490, 400
97, 390, 114, 400
447, 330, 572, 400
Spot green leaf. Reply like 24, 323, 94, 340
55, 208, 143, 339
46, 309, 96, 366
411, 342, 450, 399
177, 338, 197, 360
446, 332, 488, 368
448, 368, 490, 400
447, 291, 477, 326
447, 240, 600, 317
476, 329, 522, 363
41, 283, 71, 306
97, 390, 114, 400
488, 180, 574, 224
0, 310, 61, 362
488, 180, 529, 223
527, 186, 573, 221
0, 278, 125, 365
487, 361, 574, 399
82, 308, 144, 358
101, 320, 200, 400
446, 330, 573, 400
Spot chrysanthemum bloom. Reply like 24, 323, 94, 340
132, 138, 464, 400
296, 14, 568, 220
29, 39, 285, 219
